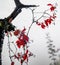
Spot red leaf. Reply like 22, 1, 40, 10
45, 18, 53, 26
50, 6, 56, 11
22, 27, 26, 33
20, 60, 24, 65
41, 23, 45, 29
16, 39, 25, 48
11, 62, 14, 65
23, 54, 27, 61
47, 4, 53, 6
14, 29, 20, 36
16, 40, 21, 48
26, 50, 28, 54
23, 34, 29, 42
36, 22, 41, 26
47, 3, 56, 11
45, 19, 50, 26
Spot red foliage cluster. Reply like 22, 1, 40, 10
11, 28, 31, 65
14, 28, 29, 48
36, 3, 56, 29
21, 50, 34, 64
47, 4, 56, 11
36, 13, 56, 29
11, 50, 34, 65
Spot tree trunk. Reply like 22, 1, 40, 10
0, 31, 4, 65
0, 39, 3, 65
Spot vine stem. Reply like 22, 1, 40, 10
27, 22, 34, 36
7, 34, 12, 62
27, 8, 36, 36
7, 33, 15, 62
27, 8, 51, 36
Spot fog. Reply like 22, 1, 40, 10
0, 0, 60, 65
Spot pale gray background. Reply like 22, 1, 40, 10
0, 0, 60, 65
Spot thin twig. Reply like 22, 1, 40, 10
7, 34, 15, 61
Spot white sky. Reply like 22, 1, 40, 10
0, 0, 60, 65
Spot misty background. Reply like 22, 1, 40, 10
0, 0, 60, 65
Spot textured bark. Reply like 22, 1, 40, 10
0, 39, 3, 65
